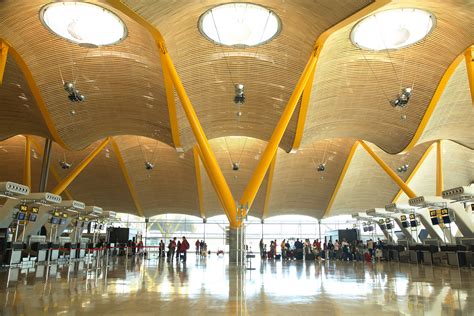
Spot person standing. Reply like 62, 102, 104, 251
159, 240, 165, 258
168, 238, 176, 263
179, 236, 190, 262
195, 239, 200, 255
259, 239, 264, 259
280, 239, 286, 259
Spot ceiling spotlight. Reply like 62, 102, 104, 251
390, 87, 412, 108
397, 164, 409, 173
236, 111, 242, 117
145, 161, 154, 170
317, 163, 326, 172
64, 82, 85, 102
234, 84, 245, 105
59, 160, 72, 169
232, 162, 239, 171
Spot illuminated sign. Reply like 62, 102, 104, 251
31, 206, 39, 214
19, 205, 28, 212
409, 214, 415, 220
385, 218, 391, 223
62, 213, 68, 218
78, 217, 83, 221
379, 219, 384, 224
53, 211, 60, 217
429, 210, 437, 217
84, 217, 89, 222
400, 215, 407, 221
441, 209, 448, 216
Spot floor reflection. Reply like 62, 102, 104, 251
0, 255, 472, 315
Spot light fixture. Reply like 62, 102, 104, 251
317, 163, 326, 172
397, 164, 409, 173
198, 3, 281, 47
234, 83, 245, 104
390, 87, 412, 108
351, 8, 435, 51
232, 162, 239, 171
145, 161, 154, 170
40, 2, 127, 47
59, 160, 72, 170
64, 82, 85, 102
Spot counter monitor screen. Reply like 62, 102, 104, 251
51, 217, 60, 225
410, 220, 417, 227
442, 216, 451, 224
379, 224, 386, 231
363, 226, 368, 232
386, 223, 393, 230
29, 213, 37, 222
60, 218, 67, 225
17, 212, 26, 221
367, 226, 374, 232
402, 221, 409, 228
431, 217, 439, 225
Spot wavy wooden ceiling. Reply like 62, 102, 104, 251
303, 0, 473, 154
0, 1, 472, 219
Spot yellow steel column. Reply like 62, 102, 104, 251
159, 45, 238, 228
52, 138, 110, 195
23, 136, 31, 188
161, 55, 182, 149
436, 140, 443, 196
110, 138, 144, 217
359, 140, 416, 199
193, 146, 205, 219
0, 40, 8, 86
262, 153, 277, 220
290, 66, 316, 152
240, 47, 319, 211
465, 46, 474, 104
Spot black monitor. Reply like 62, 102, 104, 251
431, 217, 439, 225
442, 216, 451, 224
363, 226, 368, 232
17, 212, 27, 221
410, 220, 417, 227
51, 217, 60, 225
402, 221, 409, 228
386, 223, 393, 230
60, 218, 67, 225
29, 213, 37, 222
367, 226, 374, 232
379, 224, 386, 231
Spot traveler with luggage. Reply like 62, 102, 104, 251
179, 236, 190, 262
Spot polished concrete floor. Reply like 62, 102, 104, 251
0, 254, 473, 315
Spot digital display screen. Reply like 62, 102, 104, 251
19, 205, 28, 212
400, 215, 407, 221
409, 214, 415, 220
60, 218, 67, 225
76, 221, 82, 227
367, 226, 374, 232
402, 221, 409, 228
386, 223, 393, 230
53, 211, 60, 217
51, 217, 60, 225
17, 212, 26, 220
429, 210, 437, 217
29, 213, 37, 222
431, 217, 439, 225
410, 220, 417, 227
363, 226, 368, 232
379, 224, 386, 231
442, 216, 451, 224
441, 209, 448, 216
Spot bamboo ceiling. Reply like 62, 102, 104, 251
0, 0, 472, 219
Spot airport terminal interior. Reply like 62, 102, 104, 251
0, 0, 473, 315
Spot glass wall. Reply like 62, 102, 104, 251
110, 213, 386, 253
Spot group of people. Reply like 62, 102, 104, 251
259, 238, 385, 262
157, 236, 190, 263
195, 239, 208, 257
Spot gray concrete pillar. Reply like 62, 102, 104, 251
229, 227, 238, 263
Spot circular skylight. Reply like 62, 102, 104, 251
198, 3, 281, 47
40, 2, 127, 47
351, 8, 435, 51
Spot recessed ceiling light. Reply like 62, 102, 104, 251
198, 3, 281, 47
40, 2, 127, 47
351, 8, 435, 51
